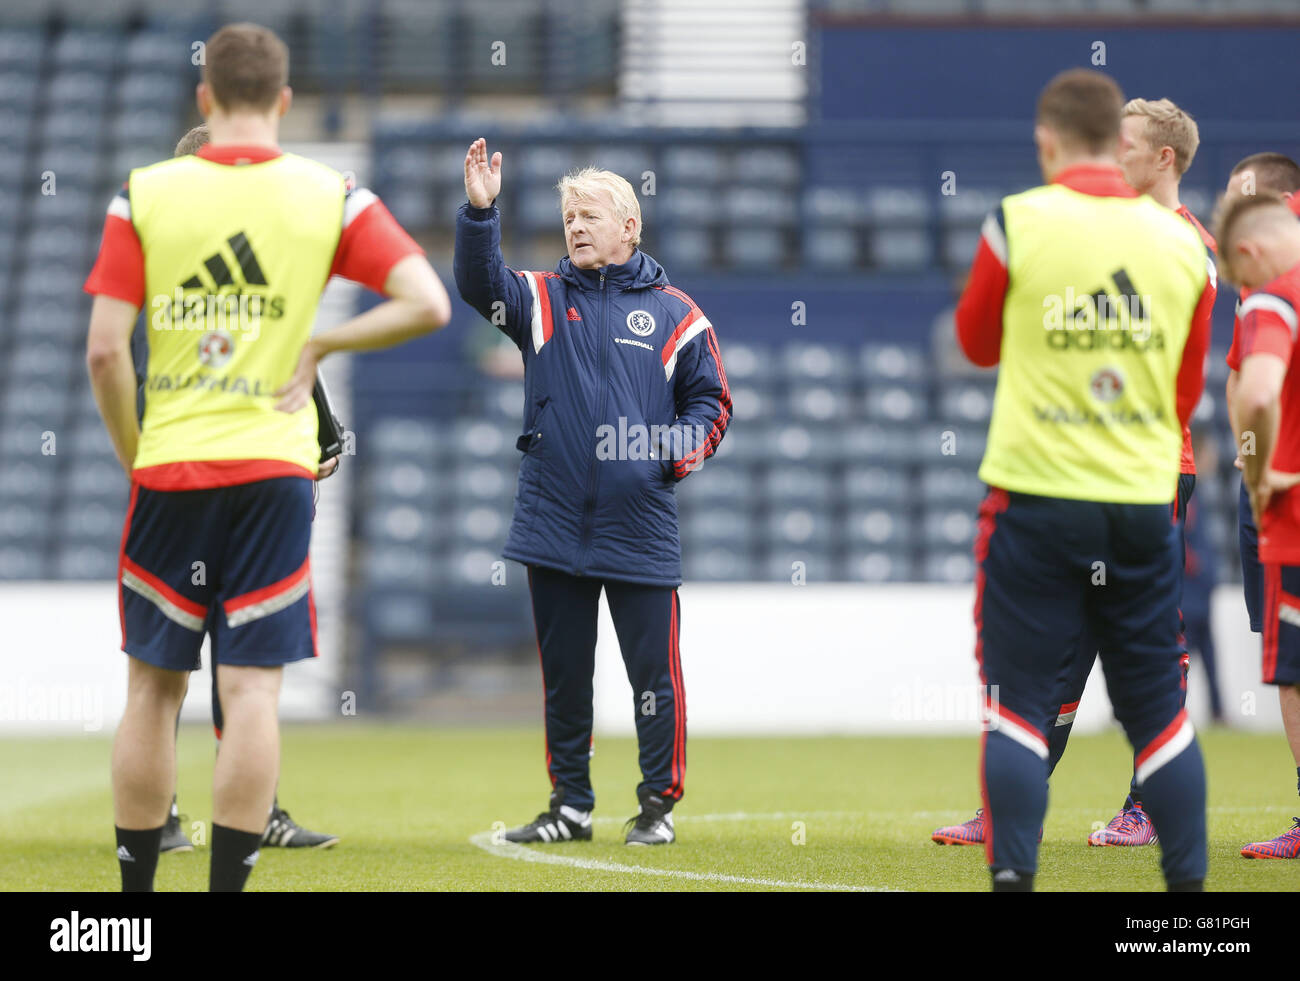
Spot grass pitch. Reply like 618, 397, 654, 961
1, 724, 1295, 891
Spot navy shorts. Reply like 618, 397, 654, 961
976, 487, 1184, 755
1239, 479, 1264, 633
117, 477, 317, 671
1260, 564, 1300, 686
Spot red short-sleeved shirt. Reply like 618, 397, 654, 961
1238, 260, 1300, 563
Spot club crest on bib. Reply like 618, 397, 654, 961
1090, 366, 1123, 402
198, 329, 235, 368
626, 310, 656, 337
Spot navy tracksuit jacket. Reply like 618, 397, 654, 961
454, 202, 731, 810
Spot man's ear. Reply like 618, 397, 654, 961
196, 82, 212, 118
278, 86, 293, 118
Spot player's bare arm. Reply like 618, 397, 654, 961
275, 254, 451, 413
464, 137, 502, 208
1227, 367, 1245, 469
86, 294, 143, 475
1235, 352, 1296, 522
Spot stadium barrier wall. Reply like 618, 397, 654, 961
0, 583, 1273, 736
591, 583, 1276, 736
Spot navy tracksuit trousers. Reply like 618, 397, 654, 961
975, 487, 1207, 887
527, 565, 686, 812
1045, 473, 1196, 797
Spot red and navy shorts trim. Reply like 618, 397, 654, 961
117, 476, 318, 671
1261, 562, 1300, 686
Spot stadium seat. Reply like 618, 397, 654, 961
935, 379, 996, 424
919, 550, 976, 583
804, 226, 861, 270
683, 547, 751, 581
368, 417, 444, 464
660, 186, 717, 224
723, 227, 785, 269
52, 544, 117, 581
48, 72, 109, 110
840, 548, 915, 583
118, 72, 185, 112
859, 343, 927, 383
788, 384, 853, 423
0, 72, 39, 110
0, 30, 45, 74
361, 545, 440, 591
363, 460, 444, 505
920, 508, 978, 549
447, 504, 509, 549
760, 467, 836, 508
362, 502, 443, 548
725, 187, 797, 226
733, 147, 799, 185
681, 507, 753, 550
861, 385, 928, 424
663, 146, 727, 186
451, 419, 517, 462
837, 423, 922, 466
804, 187, 864, 226
843, 464, 910, 508
764, 508, 836, 550
780, 342, 854, 386
941, 227, 983, 271
729, 384, 776, 424
0, 545, 47, 580
673, 460, 759, 511
659, 227, 712, 268
919, 466, 986, 509
869, 227, 933, 270
452, 462, 514, 504
846, 506, 915, 548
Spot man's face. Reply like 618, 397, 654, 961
1118, 116, 1160, 193
563, 190, 632, 270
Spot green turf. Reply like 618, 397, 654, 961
0, 725, 1295, 891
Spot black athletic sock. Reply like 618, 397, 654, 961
991, 868, 1034, 892
1295, 766, 1299, 796
115, 826, 164, 892
210, 823, 263, 892
1169, 879, 1203, 892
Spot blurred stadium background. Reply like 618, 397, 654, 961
2, 0, 1299, 738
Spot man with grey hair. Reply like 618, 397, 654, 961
454, 138, 731, 845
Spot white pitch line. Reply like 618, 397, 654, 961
469, 816, 894, 892
589, 810, 857, 826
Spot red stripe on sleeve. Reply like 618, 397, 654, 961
955, 237, 1008, 368
84, 213, 145, 308
661, 308, 703, 366
329, 197, 424, 294
529, 271, 554, 345
1176, 275, 1215, 428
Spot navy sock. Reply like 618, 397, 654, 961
1136, 734, 1207, 887
983, 728, 1048, 876
210, 823, 263, 892
115, 825, 163, 893
991, 868, 1034, 892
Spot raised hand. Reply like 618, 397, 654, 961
464, 138, 502, 209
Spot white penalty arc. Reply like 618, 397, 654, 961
469, 811, 895, 892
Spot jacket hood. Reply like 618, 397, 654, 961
556, 249, 670, 292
